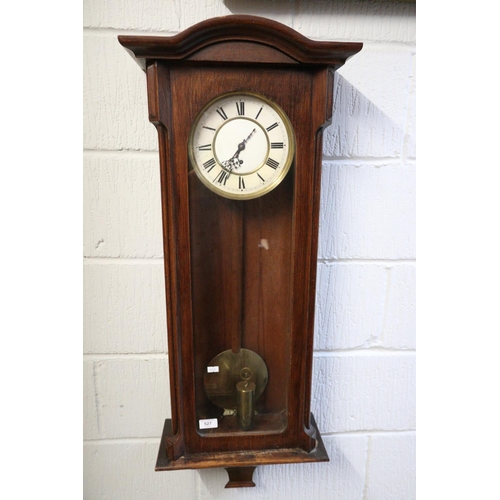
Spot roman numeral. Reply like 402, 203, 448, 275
203, 158, 216, 171
257, 173, 265, 183
266, 158, 279, 170
198, 144, 212, 151
215, 170, 230, 185
266, 122, 278, 132
239, 177, 246, 190
255, 107, 263, 120
216, 107, 228, 120
236, 101, 245, 116
203, 126, 216, 132
271, 142, 284, 149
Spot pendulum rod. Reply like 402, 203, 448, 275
231, 200, 245, 354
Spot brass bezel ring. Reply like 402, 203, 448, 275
188, 91, 296, 201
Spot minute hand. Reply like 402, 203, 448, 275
233, 128, 256, 159
222, 129, 257, 171
242, 128, 256, 147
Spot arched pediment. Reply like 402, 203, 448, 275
118, 15, 362, 70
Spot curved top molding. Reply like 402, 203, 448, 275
118, 15, 363, 69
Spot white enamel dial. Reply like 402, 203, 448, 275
189, 92, 295, 200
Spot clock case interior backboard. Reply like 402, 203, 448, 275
188, 76, 299, 436
118, 15, 363, 477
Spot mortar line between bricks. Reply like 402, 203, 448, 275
84, 353, 168, 361
313, 348, 416, 357
83, 27, 181, 37
83, 429, 416, 445
83, 349, 415, 361
91, 362, 101, 436
322, 156, 403, 164
83, 257, 415, 265
83, 148, 159, 157
401, 51, 416, 163
83, 28, 415, 49
83, 149, 413, 165
318, 258, 416, 264
84, 437, 162, 445
322, 429, 416, 437
362, 436, 372, 500
83, 257, 164, 264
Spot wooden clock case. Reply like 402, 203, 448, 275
118, 15, 362, 488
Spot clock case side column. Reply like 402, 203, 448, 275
288, 67, 338, 453
146, 61, 188, 463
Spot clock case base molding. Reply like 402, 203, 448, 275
156, 414, 329, 488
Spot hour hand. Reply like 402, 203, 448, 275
222, 156, 242, 171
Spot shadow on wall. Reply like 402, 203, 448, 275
325, 34, 414, 159
223, 0, 416, 23
326, 73, 406, 159
320, 48, 416, 264
219, 3, 415, 159
195, 436, 366, 497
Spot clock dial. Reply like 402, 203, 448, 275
189, 92, 295, 200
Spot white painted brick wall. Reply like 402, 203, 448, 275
312, 354, 416, 433
83, 261, 167, 353
84, 36, 157, 151
318, 162, 416, 260
84, 441, 199, 499
314, 263, 416, 350
83, 1, 416, 498
84, 357, 170, 439
83, 154, 163, 258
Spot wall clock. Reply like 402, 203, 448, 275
118, 15, 362, 488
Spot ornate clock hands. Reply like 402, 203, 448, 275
222, 128, 256, 171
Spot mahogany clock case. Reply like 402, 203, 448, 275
118, 15, 362, 485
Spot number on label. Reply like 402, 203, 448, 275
199, 418, 218, 429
